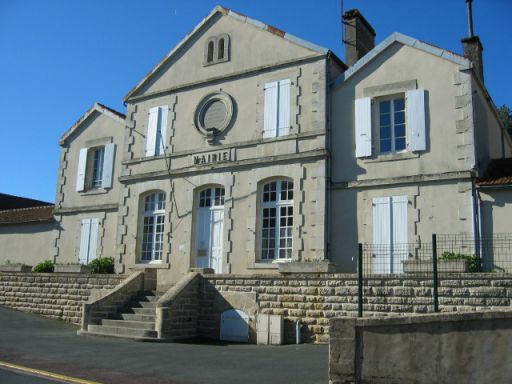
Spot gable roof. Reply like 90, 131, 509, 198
59, 103, 126, 146
0, 193, 53, 211
332, 32, 471, 88
0, 205, 54, 225
124, 5, 333, 102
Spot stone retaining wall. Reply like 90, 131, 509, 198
0, 272, 125, 324
205, 273, 512, 343
2, 272, 512, 343
329, 311, 512, 383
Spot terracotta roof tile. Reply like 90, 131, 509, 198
477, 158, 512, 186
96, 103, 126, 119
0, 206, 55, 225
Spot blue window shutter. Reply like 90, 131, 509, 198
355, 97, 372, 157
373, 197, 391, 273
76, 148, 88, 191
407, 89, 426, 151
157, 106, 168, 156
79, 219, 91, 264
146, 107, 159, 156
391, 196, 408, 273
102, 144, 115, 189
278, 79, 291, 136
88, 218, 99, 263
263, 81, 278, 138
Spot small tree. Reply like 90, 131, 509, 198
498, 104, 512, 138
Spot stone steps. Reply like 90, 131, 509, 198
84, 291, 164, 341
111, 312, 156, 322
87, 324, 158, 338
101, 319, 155, 330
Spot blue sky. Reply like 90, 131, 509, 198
1, 0, 510, 202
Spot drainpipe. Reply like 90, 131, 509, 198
471, 178, 481, 260
296, 319, 302, 344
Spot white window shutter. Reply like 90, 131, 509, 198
263, 81, 278, 138
76, 148, 88, 192
373, 197, 391, 273
407, 89, 426, 152
79, 219, 91, 264
355, 97, 372, 158
88, 218, 99, 263
102, 144, 115, 189
146, 107, 159, 157
391, 196, 408, 273
157, 106, 168, 156
278, 79, 291, 136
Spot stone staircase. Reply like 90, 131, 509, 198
86, 291, 163, 341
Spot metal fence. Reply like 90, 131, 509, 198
357, 233, 512, 317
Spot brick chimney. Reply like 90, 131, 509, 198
343, 9, 376, 66
462, 0, 484, 82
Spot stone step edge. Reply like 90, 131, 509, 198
77, 329, 169, 343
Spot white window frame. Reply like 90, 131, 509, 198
355, 89, 426, 158
260, 180, 294, 261
76, 143, 115, 192
141, 192, 165, 263
199, 187, 225, 208
89, 147, 105, 189
377, 96, 407, 154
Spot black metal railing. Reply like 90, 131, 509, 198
357, 233, 512, 317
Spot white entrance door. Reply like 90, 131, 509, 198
210, 208, 224, 273
195, 187, 225, 273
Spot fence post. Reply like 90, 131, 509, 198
358, 243, 363, 318
432, 234, 439, 312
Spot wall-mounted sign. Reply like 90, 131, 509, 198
191, 148, 235, 166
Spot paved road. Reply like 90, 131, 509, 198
0, 368, 62, 384
0, 306, 328, 384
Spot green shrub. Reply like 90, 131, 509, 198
439, 251, 480, 272
88, 257, 115, 274
33, 260, 54, 273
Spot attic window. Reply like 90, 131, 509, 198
218, 38, 225, 60
204, 34, 230, 66
207, 41, 215, 63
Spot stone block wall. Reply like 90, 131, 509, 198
2, 271, 512, 343
0, 272, 125, 324
205, 273, 512, 343
157, 272, 200, 340
329, 311, 512, 384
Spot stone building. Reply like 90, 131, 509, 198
2, 6, 511, 287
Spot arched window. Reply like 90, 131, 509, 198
204, 34, 229, 66
141, 192, 165, 261
217, 38, 225, 60
261, 180, 293, 260
207, 41, 214, 63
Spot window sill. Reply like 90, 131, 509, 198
271, 258, 293, 264
80, 188, 109, 196
363, 151, 419, 163
261, 131, 294, 142
246, 262, 279, 270
133, 262, 170, 269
